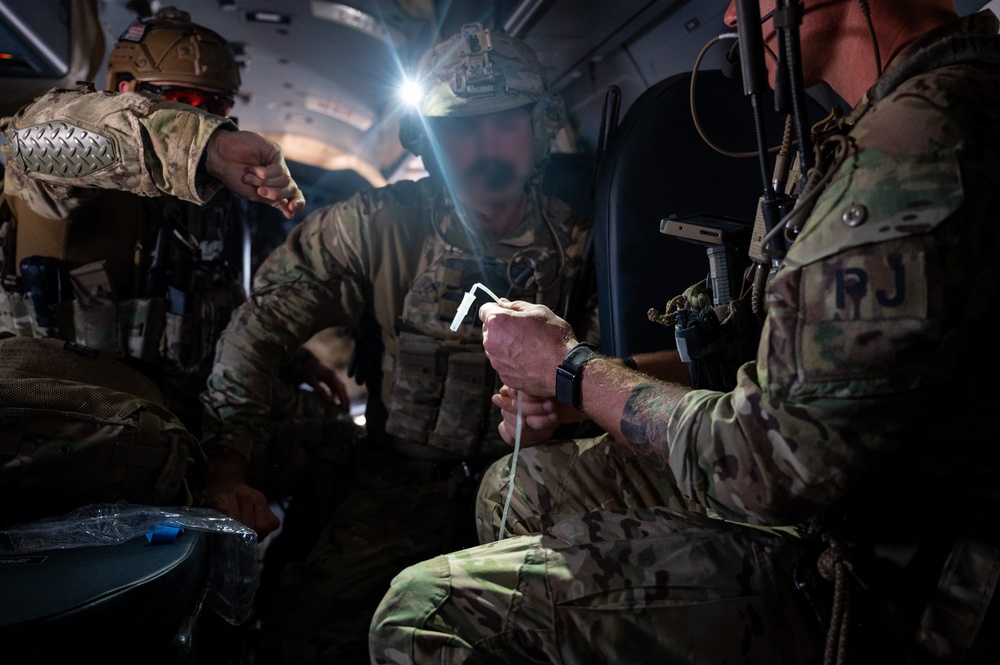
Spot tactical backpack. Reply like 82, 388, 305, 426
0, 337, 204, 526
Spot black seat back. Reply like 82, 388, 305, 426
593, 70, 819, 357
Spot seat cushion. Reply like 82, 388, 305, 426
0, 529, 209, 659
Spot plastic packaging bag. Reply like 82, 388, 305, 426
0, 503, 258, 625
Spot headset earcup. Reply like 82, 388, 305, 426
398, 112, 443, 178
399, 112, 426, 157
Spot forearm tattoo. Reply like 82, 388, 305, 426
619, 382, 679, 470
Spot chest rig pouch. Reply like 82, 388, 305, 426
69, 193, 245, 379
154, 194, 246, 379
386, 234, 568, 459
0, 189, 245, 384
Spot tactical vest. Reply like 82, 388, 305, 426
383, 192, 588, 460
0, 187, 246, 384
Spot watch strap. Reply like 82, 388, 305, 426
556, 342, 598, 408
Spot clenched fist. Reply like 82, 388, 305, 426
205, 129, 305, 218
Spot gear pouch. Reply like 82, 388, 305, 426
429, 347, 492, 456
385, 332, 446, 445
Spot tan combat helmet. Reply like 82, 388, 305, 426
106, 6, 240, 94
405, 23, 565, 165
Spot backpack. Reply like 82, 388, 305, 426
0, 337, 204, 526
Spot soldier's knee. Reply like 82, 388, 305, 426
370, 557, 450, 664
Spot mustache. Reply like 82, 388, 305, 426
462, 158, 517, 190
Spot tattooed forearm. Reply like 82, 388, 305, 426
619, 382, 681, 471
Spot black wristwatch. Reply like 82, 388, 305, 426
556, 342, 599, 409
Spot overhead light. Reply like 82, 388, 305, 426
398, 78, 424, 109
244, 11, 291, 24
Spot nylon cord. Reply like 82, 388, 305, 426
448, 283, 525, 541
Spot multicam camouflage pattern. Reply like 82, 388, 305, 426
414, 23, 566, 165
666, 15, 1000, 528
418, 23, 548, 119
475, 433, 693, 542
371, 507, 823, 664
385, 222, 590, 458
371, 13, 1000, 663
1, 88, 232, 219
198, 139, 594, 660
0, 89, 251, 432
386, 331, 501, 457
202, 178, 595, 461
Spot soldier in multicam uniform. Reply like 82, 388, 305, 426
0, 7, 322, 433
0, 8, 351, 530
371, 1, 1000, 662
199, 24, 597, 662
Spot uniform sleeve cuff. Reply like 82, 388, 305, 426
144, 100, 238, 204
200, 433, 253, 463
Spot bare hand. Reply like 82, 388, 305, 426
203, 450, 281, 539
494, 386, 558, 446
205, 130, 305, 219
493, 385, 586, 427
479, 300, 577, 397
300, 350, 350, 411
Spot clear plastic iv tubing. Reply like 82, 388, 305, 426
450, 283, 522, 540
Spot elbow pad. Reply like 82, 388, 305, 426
4, 120, 118, 177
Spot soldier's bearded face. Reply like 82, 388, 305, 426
433, 107, 536, 207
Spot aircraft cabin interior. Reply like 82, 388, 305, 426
1, 0, 998, 662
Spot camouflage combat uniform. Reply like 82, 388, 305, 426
372, 13, 1000, 664
209, 20, 594, 658
202, 172, 594, 662
0, 88, 245, 424
0, 89, 336, 487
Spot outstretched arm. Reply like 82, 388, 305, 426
2, 88, 303, 219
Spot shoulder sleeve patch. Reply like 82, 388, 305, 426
804, 250, 928, 322
794, 247, 938, 394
